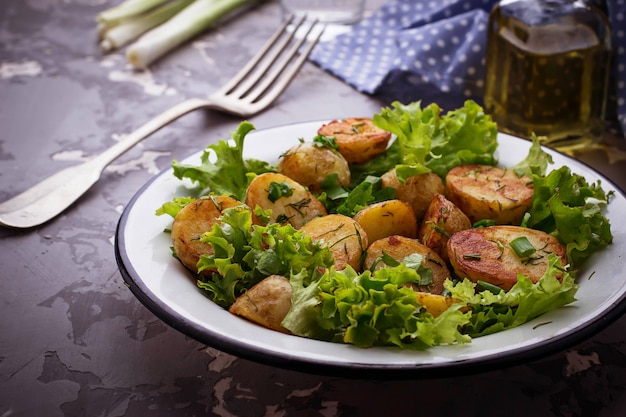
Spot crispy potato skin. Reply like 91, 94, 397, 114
418, 194, 472, 262
245, 172, 327, 228
300, 214, 368, 271
229, 275, 292, 334
447, 225, 567, 291
381, 170, 445, 221
353, 199, 418, 242
278, 142, 350, 193
171, 196, 242, 275
317, 117, 391, 164
364, 235, 450, 295
445, 164, 533, 225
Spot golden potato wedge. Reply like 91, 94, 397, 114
447, 225, 567, 291
363, 235, 450, 295
418, 194, 472, 262
445, 164, 533, 225
300, 214, 368, 271
353, 199, 418, 242
229, 275, 292, 334
245, 172, 327, 228
414, 292, 459, 318
317, 117, 391, 164
171, 196, 243, 275
381, 169, 445, 221
278, 141, 350, 193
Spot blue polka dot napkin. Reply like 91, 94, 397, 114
310, 0, 626, 136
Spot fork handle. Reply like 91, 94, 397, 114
0, 98, 209, 228
93, 97, 209, 169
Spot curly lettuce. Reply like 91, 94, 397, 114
447, 254, 578, 337
196, 205, 334, 308
525, 166, 613, 266
170, 121, 274, 201
283, 254, 578, 349
283, 265, 472, 350
508, 136, 613, 265
371, 100, 499, 180
510, 134, 554, 177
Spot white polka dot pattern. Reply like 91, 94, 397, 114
310, 0, 626, 136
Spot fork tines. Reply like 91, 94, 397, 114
218, 15, 325, 110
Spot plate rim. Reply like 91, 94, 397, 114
115, 119, 626, 378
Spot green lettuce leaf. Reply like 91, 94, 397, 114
284, 254, 577, 348
526, 166, 613, 265
283, 264, 472, 349
446, 254, 578, 337
510, 134, 554, 177
319, 175, 395, 217
371, 100, 499, 180
155, 196, 196, 218
427, 100, 500, 178
373, 101, 441, 170
170, 121, 274, 201
196, 205, 334, 308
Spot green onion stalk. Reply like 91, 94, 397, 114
100, 0, 195, 52
126, 0, 258, 69
97, 0, 171, 26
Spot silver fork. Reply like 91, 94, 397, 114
0, 16, 324, 229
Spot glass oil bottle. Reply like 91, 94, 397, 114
483, 0, 612, 151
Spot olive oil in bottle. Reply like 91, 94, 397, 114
483, 0, 612, 151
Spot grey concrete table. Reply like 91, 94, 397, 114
1, 1, 625, 416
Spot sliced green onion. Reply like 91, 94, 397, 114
100, 0, 194, 52
510, 236, 536, 258
477, 280, 503, 294
381, 251, 401, 267
268, 181, 294, 203
126, 0, 256, 69
493, 240, 505, 259
473, 219, 496, 228
519, 212, 531, 228
97, 0, 170, 25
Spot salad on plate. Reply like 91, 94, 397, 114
155, 100, 613, 350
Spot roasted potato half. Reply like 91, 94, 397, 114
353, 199, 418, 242
278, 141, 350, 193
229, 275, 292, 334
445, 164, 533, 225
363, 235, 450, 295
447, 225, 567, 291
381, 170, 445, 221
171, 196, 243, 275
245, 172, 327, 228
317, 117, 391, 164
300, 214, 368, 271
418, 194, 472, 262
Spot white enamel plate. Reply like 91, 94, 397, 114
115, 121, 626, 378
